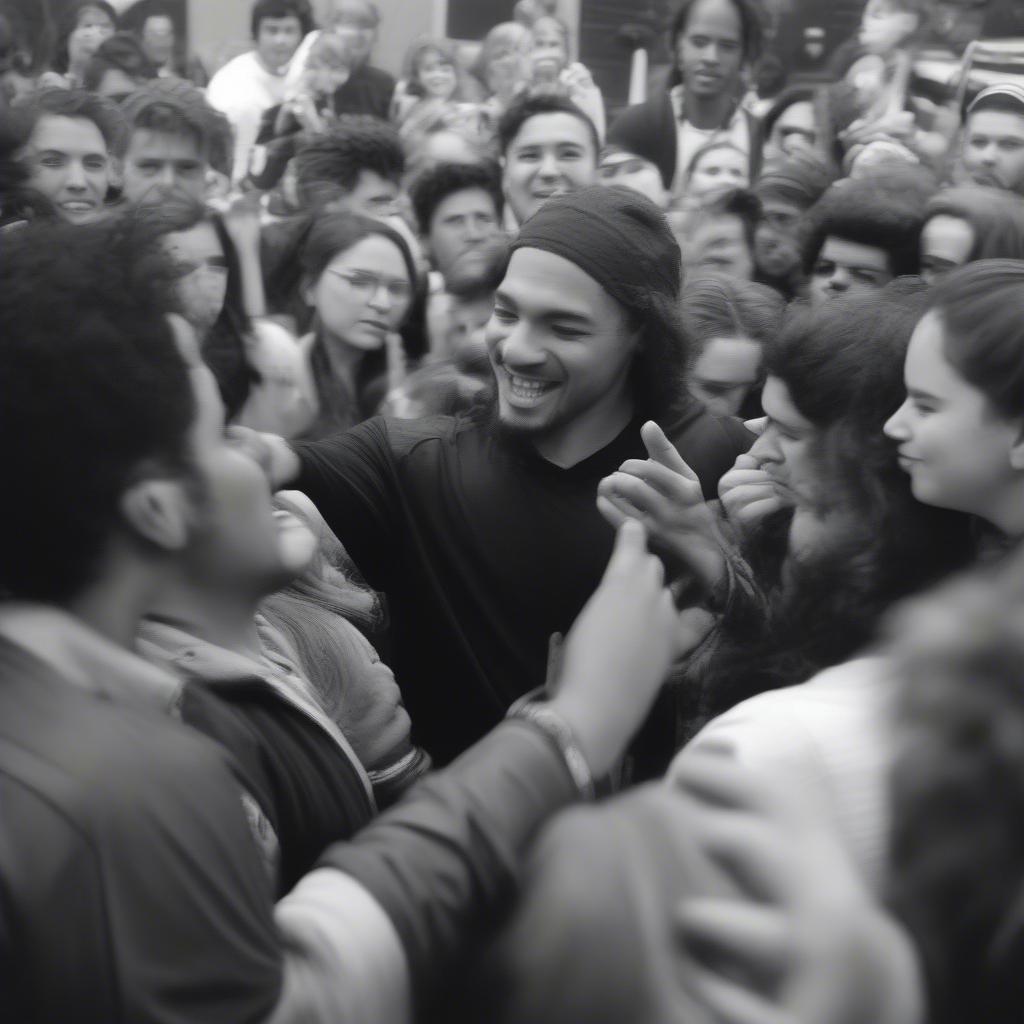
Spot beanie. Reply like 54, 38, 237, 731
606, 115, 676, 190
968, 83, 1024, 118
509, 185, 682, 310
755, 153, 834, 209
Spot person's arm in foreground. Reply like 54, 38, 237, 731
671, 752, 924, 1024
270, 520, 684, 1020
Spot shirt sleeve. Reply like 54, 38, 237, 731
292, 418, 403, 590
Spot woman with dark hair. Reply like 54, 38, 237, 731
607, 0, 764, 205
296, 211, 417, 439
45, 0, 117, 87
920, 187, 1024, 286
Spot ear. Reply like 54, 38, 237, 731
120, 479, 192, 552
1010, 422, 1024, 471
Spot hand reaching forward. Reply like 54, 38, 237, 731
597, 421, 727, 593
550, 520, 681, 778
718, 449, 785, 529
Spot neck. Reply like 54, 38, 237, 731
256, 51, 286, 76
987, 480, 1024, 541
148, 574, 263, 659
64, 561, 157, 650
531, 390, 635, 468
684, 88, 735, 129
323, 332, 365, 378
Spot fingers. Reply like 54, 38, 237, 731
597, 487, 648, 525
673, 751, 776, 815
641, 420, 701, 481
603, 518, 648, 578
677, 607, 716, 657
679, 899, 791, 979
742, 417, 767, 437
596, 493, 630, 530
616, 458, 703, 504
680, 956, 794, 1024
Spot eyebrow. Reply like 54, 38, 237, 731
494, 288, 594, 322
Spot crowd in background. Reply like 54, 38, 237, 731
4, 0, 1024, 1020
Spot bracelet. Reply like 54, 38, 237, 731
507, 696, 596, 801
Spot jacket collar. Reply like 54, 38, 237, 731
0, 602, 182, 714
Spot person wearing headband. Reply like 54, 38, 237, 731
962, 84, 1024, 196
240, 186, 751, 765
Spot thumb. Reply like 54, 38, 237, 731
642, 420, 699, 481
732, 453, 761, 471
605, 518, 647, 577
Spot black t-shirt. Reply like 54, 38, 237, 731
332, 63, 396, 120
294, 405, 750, 764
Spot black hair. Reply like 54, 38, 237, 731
294, 116, 405, 206
82, 31, 157, 92
129, 187, 257, 418
15, 85, 124, 150
54, 1, 118, 74
669, 0, 765, 65
496, 92, 599, 158
0, 218, 194, 602
693, 187, 762, 250
250, 0, 315, 40
761, 85, 816, 142
925, 188, 1024, 268
927, 260, 1024, 422
680, 274, 785, 359
408, 159, 504, 235
801, 178, 927, 277
692, 286, 974, 725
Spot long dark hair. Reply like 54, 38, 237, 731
299, 211, 417, 438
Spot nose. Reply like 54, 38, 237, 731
64, 160, 88, 192
499, 322, 546, 368
980, 144, 998, 166
366, 282, 395, 313
883, 401, 910, 441
537, 150, 560, 180
749, 426, 782, 465
827, 265, 851, 292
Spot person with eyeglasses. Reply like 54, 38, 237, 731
294, 212, 417, 439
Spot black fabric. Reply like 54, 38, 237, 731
0, 639, 283, 1023
293, 405, 751, 764
332, 63, 396, 120
179, 678, 375, 895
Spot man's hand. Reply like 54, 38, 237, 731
551, 520, 679, 778
597, 421, 728, 592
672, 754, 925, 1024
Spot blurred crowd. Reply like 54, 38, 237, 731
3, 0, 1024, 1021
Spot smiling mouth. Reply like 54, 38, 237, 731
504, 370, 560, 403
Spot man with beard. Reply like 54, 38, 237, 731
246, 185, 751, 764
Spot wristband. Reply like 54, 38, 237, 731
507, 695, 595, 801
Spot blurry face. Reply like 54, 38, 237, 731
748, 375, 817, 504
122, 129, 207, 204
503, 112, 597, 224
311, 235, 412, 351
163, 221, 229, 336
22, 114, 110, 223
763, 101, 817, 165
448, 293, 494, 361
304, 47, 351, 96
141, 15, 176, 68
597, 151, 668, 208
530, 19, 568, 82
256, 16, 304, 71
809, 236, 892, 307
963, 111, 1024, 194
412, 129, 481, 171
755, 197, 805, 279
67, 5, 115, 71
688, 146, 748, 199
318, 169, 399, 218
487, 41, 529, 93
486, 247, 638, 448
884, 311, 1022, 528
920, 215, 974, 286
427, 187, 500, 279
417, 50, 457, 99
859, 0, 919, 55
170, 316, 317, 598
329, 0, 377, 65
685, 213, 755, 281
95, 68, 140, 103
676, 0, 744, 100
691, 336, 762, 416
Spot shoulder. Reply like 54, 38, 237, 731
361, 64, 397, 89
375, 413, 463, 456
608, 93, 670, 138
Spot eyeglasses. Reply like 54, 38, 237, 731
326, 269, 412, 302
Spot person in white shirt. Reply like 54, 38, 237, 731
206, 0, 315, 182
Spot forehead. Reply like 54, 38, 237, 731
905, 310, 964, 390
967, 109, 1024, 138
696, 147, 747, 168
500, 246, 614, 316
76, 5, 114, 26
760, 196, 803, 216
774, 101, 815, 131
696, 336, 762, 379
126, 128, 202, 160
691, 213, 746, 248
922, 214, 974, 250
30, 114, 107, 154
324, 233, 407, 273
163, 220, 222, 261
510, 112, 595, 152
434, 187, 497, 220
349, 169, 398, 195
819, 235, 890, 270
332, 0, 377, 25
143, 15, 174, 33
259, 15, 303, 31
682, 0, 743, 38
762, 375, 812, 429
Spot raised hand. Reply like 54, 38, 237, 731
718, 449, 785, 529
597, 420, 727, 592
550, 520, 679, 778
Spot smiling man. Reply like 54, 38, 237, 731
248, 186, 750, 763
498, 93, 599, 228
15, 87, 121, 224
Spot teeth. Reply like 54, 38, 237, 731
509, 374, 556, 399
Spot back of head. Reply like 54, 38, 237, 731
926, 188, 1024, 266
82, 31, 157, 92
801, 177, 927, 276
0, 219, 193, 602
926, 259, 1024, 421
681, 275, 785, 357
294, 115, 405, 205
497, 91, 598, 158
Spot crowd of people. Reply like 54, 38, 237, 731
3, 0, 1024, 1019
